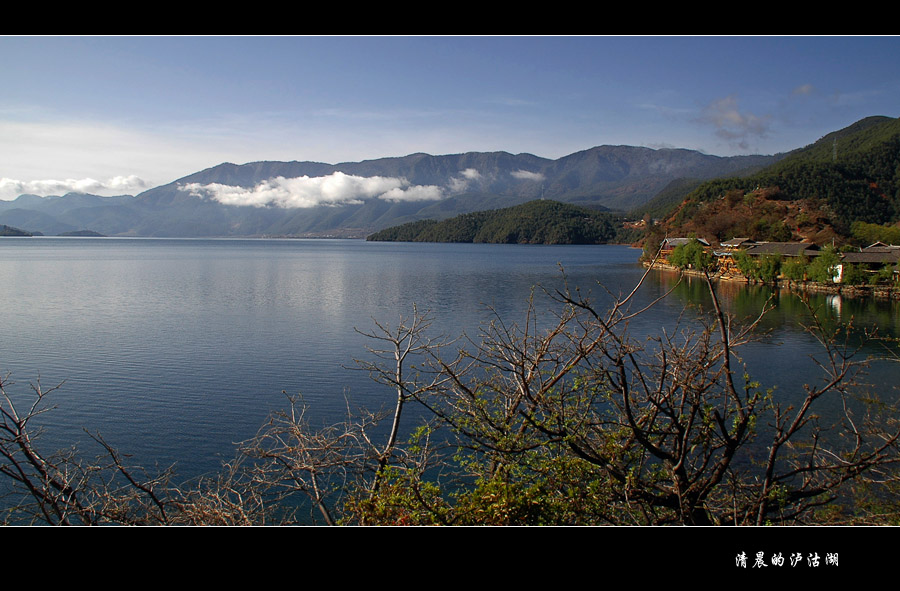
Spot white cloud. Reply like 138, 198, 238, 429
0, 175, 148, 200
380, 184, 444, 202
180, 172, 444, 208
447, 168, 487, 193
696, 95, 772, 150
511, 169, 545, 182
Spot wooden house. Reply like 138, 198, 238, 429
660, 237, 709, 253
719, 237, 754, 250
837, 244, 900, 282
744, 242, 820, 258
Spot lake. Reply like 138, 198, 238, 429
1, 237, 898, 486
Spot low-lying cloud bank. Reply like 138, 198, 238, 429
179, 172, 446, 208
2, 168, 549, 207
181, 172, 444, 208
181, 169, 548, 209
0, 175, 148, 200
511, 169, 545, 182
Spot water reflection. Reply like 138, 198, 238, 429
644, 268, 900, 414
0, 239, 897, 483
649, 269, 900, 347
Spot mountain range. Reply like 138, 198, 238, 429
0, 145, 782, 238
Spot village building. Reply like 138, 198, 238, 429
743, 242, 820, 258
650, 236, 898, 289
836, 243, 900, 282
660, 237, 709, 253
719, 237, 754, 250
713, 238, 755, 276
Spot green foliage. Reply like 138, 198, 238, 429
841, 263, 869, 286
731, 251, 782, 282
807, 245, 842, 283
756, 254, 783, 283
845, 478, 900, 525
668, 239, 714, 271
850, 220, 900, 245
752, 218, 793, 242
640, 227, 667, 262
451, 456, 618, 525
781, 255, 809, 282
345, 451, 625, 526
677, 117, 900, 236
367, 200, 617, 244
731, 249, 757, 278
870, 265, 897, 286
611, 224, 646, 245
364, 219, 439, 242
341, 466, 450, 526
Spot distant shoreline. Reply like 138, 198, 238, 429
646, 262, 900, 301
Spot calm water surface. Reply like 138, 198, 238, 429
1, 237, 897, 481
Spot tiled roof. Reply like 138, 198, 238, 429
745, 242, 819, 257
662, 237, 709, 248
720, 237, 752, 247
841, 250, 900, 264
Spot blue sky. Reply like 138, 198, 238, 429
2, 35, 899, 199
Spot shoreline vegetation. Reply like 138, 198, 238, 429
366, 199, 619, 244
645, 237, 900, 300
649, 261, 900, 300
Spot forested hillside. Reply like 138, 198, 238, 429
652, 116, 900, 244
0, 224, 31, 236
367, 199, 618, 244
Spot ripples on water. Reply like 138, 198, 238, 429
0, 237, 897, 481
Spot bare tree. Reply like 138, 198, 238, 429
0, 374, 181, 525
351, 305, 450, 493
0, 308, 449, 525
354, 266, 900, 525
2, 261, 898, 525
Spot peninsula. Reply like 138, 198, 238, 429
366, 199, 618, 244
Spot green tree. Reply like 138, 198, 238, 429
870, 264, 897, 285
808, 245, 842, 283
668, 239, 714, 271
850, 220, 900, 246
732, 249, 758, 280
841, 263, 869, 286
782, 254, 809, 283
756, 253, 783, 283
